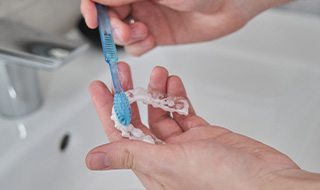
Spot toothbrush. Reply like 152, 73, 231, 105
96, 3, 131, 126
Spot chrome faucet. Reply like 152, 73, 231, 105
0, 19, 88, 118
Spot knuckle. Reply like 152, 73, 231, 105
122, 148, 135, 169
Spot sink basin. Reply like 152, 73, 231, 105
1, 9, 320, 189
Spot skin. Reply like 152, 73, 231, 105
86, 62, 320, 190
81, 0, 291, 56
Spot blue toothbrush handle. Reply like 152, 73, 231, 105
109, 61, 123, 94
96, 4, 112, 36
96, 3, 123, 93
96, 3, 131, 126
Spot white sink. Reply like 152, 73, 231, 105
1, 10, 320, 189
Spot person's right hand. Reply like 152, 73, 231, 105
86, 63, 320, 190
81, 0, 290, 56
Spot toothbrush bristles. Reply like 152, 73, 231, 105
114, 91, 131, 126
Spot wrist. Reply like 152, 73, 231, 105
260, 169, 320, 190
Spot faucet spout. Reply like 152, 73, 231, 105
0, 19, 88, 118
0, 63, 42, 117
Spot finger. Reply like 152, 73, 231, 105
110, 12, 149, 48
81, 0, 98, 29
166, 76, 209, 131
86, 140, 167, 173
84, 5, 133, 45
117, 62, 145, 130
112, 5, 132, 19
126, 22, 149, 45
83, 2, 153, 55
92, 0, 195, 12
125, 34, 156, 56
89, 81, 122, 141
117, 62, 140, 126
92, 0, 143, 6
108, 10, 131, 45
148, 67, 183, 140
80, 1, 132, 32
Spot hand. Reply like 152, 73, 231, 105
81, 0, 290, 56
86, 62, 320, 190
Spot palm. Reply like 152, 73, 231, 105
135, 125, 298, 189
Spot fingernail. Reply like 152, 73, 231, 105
113, 28, 122, 43
88, 153, 110, 169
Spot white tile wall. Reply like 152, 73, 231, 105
0, 0, 81, 34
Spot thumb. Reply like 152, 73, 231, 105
86, 140, 163, 173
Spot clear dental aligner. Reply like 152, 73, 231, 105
111, 87, 190, 144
